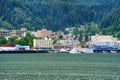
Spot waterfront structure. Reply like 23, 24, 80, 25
89, 35, 119, 52
33, 39, 53, 49
15, 45, 30, 50
0, 47, 16, 51
91, 35, 117, 45
36, 29, 52, 38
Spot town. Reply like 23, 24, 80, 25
0, 27, 120, 53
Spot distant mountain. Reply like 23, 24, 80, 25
0, 0, 120, 36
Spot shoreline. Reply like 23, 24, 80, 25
0, 50, 49, 54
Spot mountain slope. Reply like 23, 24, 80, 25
0, 0, 44, 30
0, 0, 120, 34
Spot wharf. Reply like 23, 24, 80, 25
0, 50, 49, 54
93, 49, 120, 53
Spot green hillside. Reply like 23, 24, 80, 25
0, 0, 120, 37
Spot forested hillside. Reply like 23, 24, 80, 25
0, 0, 44, 30
0, 0, 120, 36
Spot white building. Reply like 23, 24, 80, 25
31, 31, 37, 37
10, 30, 26, 37
33, 39, 53, 49
58, 40, 80, 47
90, 35, 118, 45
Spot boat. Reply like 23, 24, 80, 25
81, 48, 93, 53
59, 48, 69, 53
69, 48, 81, 54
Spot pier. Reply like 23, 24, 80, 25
0, 50, 49, 54
93, 49, 120, 53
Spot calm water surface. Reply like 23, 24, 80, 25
0, 53, 120, 80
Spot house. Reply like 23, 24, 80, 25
10, 28, 27, 37
36, 29, 52, 38
0, 30, 10, 37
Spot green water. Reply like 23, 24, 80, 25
0, 53, 120, 80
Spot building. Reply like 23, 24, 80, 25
63, 34, 75, 40
53, 30, 64, 39
10, 28, 27, 37
33, 39, 53, 49
10, 30, 26, 37
36, 29, 52, 38
15, 45, 30, 50
31, 31, 37, 37
20, 28, 27, 32
65, 27, 75, 33
57, 40, 80, 47
0, 30, 10, 37
90, 35, 118, 45
117, 40, 120, 47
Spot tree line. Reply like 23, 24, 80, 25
0, 32, 34, 48
0, 0, 120, 38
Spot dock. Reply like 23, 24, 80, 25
0, 50, 49, 54
93, 49, 120, 53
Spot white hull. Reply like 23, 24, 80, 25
59, 48, 69, 53
69, 48, 81, 54
81, 48, 93, 53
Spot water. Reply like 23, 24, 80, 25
0, 53, 120, 80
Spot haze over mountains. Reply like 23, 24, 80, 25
0, 0, 120, 36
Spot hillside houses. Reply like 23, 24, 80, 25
0, 27, 119, 49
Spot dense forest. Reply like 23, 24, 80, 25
0, 0, 120, 37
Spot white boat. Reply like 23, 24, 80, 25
69, 48, 81, 54
59, 48, 69, 53
81, 48, 93, 53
